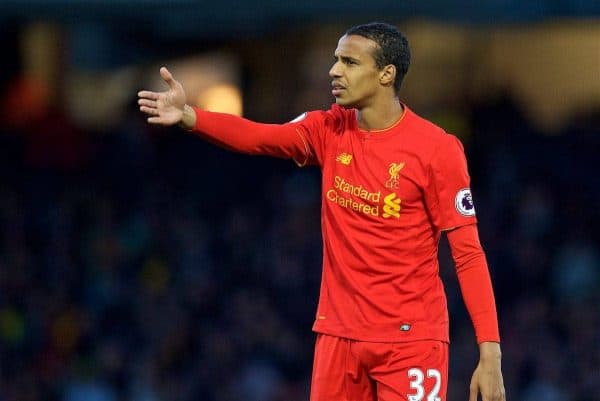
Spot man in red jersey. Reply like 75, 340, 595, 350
138, 22, 505, 401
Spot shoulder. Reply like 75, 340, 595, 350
408, 107, 466, 149
290, 104, 356, 134
326, 103, 354, 120
324, 104, 354, 134
401, 106, 464, 160
404, 106, 451, 144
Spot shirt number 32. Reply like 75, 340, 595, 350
407, 368, 442, 401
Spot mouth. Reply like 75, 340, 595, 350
331, 82, 346, 97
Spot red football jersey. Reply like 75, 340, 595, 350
191, 103, 484, 343
291, 104, 477, 342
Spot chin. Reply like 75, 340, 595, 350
335, 98, 356, 109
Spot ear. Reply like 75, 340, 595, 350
379, 64, 396, 87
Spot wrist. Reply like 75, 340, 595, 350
479, 341, 502, 361
180, 104, 197, 129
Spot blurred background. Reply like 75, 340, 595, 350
0, 1, 599, 401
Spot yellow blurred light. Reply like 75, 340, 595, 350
196, 84, 243, 116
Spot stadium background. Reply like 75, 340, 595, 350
0, 1, 599, 400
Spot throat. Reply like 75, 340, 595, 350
357, 103, 405, 132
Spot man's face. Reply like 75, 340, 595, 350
329, 34, 383, 109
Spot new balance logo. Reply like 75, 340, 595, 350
336, 153, 353, 165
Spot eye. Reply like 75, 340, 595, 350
333, 56, 358, 66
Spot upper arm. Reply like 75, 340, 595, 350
424, 134, 478, 231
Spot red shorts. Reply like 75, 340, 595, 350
310, 334, 448, 401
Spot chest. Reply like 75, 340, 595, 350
322, 133, 428, 207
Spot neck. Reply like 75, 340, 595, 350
356, 98, 404, 131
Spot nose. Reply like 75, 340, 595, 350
329, 61, 342, 78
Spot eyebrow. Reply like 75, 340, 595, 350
334, 55, 360, 64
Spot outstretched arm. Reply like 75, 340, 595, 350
138, 67, 196, 129
138, 67, 313, 163
446, 224, 506, 401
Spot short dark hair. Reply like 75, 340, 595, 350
345, 22, 411, 94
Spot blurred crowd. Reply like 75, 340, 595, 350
0, 87, 598, 401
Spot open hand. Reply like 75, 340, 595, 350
138, 67, 187, 126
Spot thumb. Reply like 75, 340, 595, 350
160, 66, 177, 89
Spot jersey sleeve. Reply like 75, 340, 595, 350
191, 107, 332, 167
447, 224, 500, 343
288, 108, 341, 167
424, 134, 477, 231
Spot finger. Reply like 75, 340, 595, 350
469, 384, 478, 401
139, 105, 158, 115
138, 90, 160, 100
138, 98, 157, 108
160, 66, 177, 89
